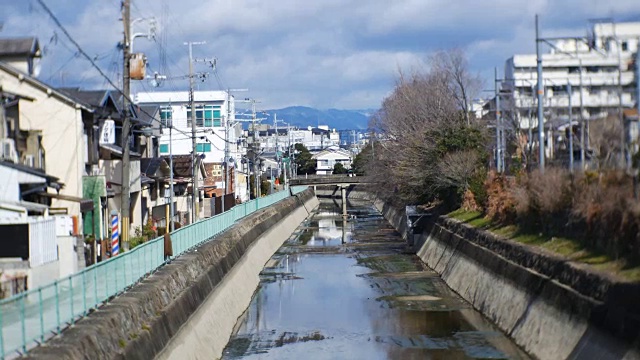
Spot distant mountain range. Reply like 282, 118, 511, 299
237, 106, 376, 130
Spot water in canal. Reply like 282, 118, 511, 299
222, 200, 529, 359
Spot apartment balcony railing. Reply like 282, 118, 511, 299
514, 92, 636, 109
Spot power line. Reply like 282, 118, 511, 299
36, 0, 124, 102
36, 0, 231, 168
35, 0, 202, 144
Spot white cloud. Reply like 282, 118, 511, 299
1, 0, 639, 110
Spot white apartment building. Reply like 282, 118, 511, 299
288, 126, 340, 152
135, 91, 246, 197
504, 21, 640, 133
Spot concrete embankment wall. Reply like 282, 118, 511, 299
374, 200, 640, 360
26, 189, 319, 360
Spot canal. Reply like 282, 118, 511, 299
222, 200, 529, 359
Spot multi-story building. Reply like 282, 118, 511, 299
288, 126, 340, 152
135, 91, 248, 205
504, 21, 640, 155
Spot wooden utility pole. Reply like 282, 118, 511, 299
121, 0, 131, 251
187, 41, 197, 224
185, 41, 207, 223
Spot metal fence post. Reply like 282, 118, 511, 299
20, 295, 26, 353
93, 267, 98, 308
54, 281, 60, 333
39, 289, 44, 342
82, 272, 87, 316
0, 303, 4, 357
69, 277, 74, 322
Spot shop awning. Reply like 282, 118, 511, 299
38, 192, 94, 212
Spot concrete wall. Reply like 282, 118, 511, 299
375, 201, 640, 360
26, 189, 318, 360
28, 260, 60, 290
156, 192, 318, 360
57, 235, 79, 278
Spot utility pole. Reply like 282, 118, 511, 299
169, 113, 175, 232
224, 90, 231, 204
636, 43, 640, 116
568, 83, 574, 172
536, 14, 545, 172
274, 113, 279, 185
252, 100, 260, 198
121, 0, 131, 251
223, 88, 247, 203
494, 68, 502, 173
614, 22, 627, 169
185, 41, 206, 223
579, 59, 586, 169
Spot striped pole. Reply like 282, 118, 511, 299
111, 211, 119, 256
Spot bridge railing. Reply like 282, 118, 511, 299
0, 186, 308, 358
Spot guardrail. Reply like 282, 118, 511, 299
0, 186, 309, 358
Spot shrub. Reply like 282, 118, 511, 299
461, 189, 480, 212
485, 167, 640, 261
484, 171, 517, 223
571, 171, 640, 258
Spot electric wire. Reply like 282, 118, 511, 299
36, 0, 207, 144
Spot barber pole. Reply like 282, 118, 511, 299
111, 211, 119, 256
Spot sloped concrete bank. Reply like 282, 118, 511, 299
374, 200, 640, 360
26, 189, 319, 360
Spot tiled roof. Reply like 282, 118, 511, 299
0, 37, 39, 57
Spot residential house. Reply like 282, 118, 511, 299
0, 37, 41, 77
140, 157, 175, 228
136, 90, 245, 211
165, 154, 206, 223
0, 160, 87, 293
312, 147, 353, 175
0, 43, 94, 226
57, 88, 148, 243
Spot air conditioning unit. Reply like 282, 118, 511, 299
24, 155, 35, 167
1, 139, 18, 163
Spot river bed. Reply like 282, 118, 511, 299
222, 200, 529, 360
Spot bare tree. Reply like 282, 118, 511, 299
589, 115, 622, 170
367, 49, 486, 204
430, 49, 483, 125
433, 150, 480, 191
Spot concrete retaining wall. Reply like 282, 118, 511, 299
26, 189, 319, 360
375, 201, 640, 360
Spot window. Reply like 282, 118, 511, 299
160, 106, 172, 127
622, 41, 628, 51
159, 144, 169, 154
196, 143, 212, 152
187, 106, 204, 127
189, 105, 222, 127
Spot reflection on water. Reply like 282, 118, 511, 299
222, 201, 529, 360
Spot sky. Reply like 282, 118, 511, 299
1, 0, 639, 110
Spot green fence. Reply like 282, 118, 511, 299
0, 186, 308, 358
